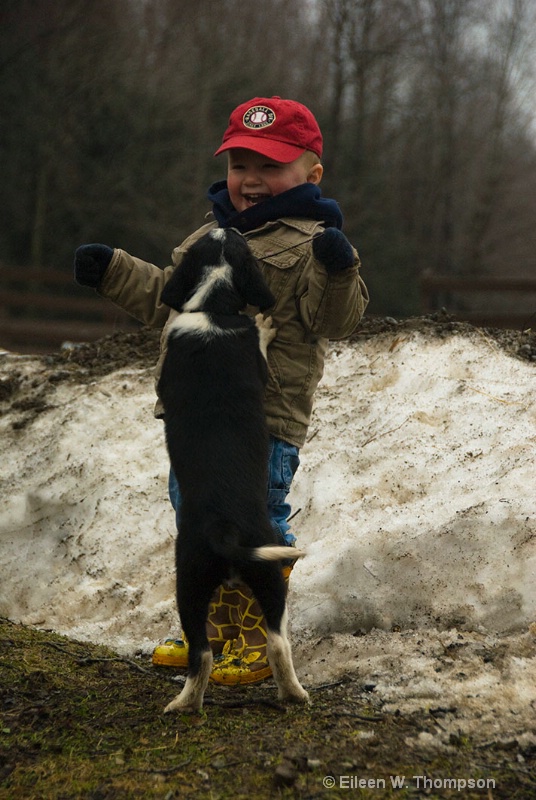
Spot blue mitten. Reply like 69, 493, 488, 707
74, 244, 114, 288
312, 228, 354, 273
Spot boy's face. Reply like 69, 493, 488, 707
226, 149, 323, 213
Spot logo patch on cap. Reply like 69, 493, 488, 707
243, 105, 276, 130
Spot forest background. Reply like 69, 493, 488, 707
1, 0, 536, 319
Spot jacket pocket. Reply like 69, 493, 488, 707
266, 339, 317, 402
249, 243, 303, 304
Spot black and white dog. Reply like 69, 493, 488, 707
158, 228, 309, 713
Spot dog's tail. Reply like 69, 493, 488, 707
251, 545, 306, 561
207, 520, 305, 563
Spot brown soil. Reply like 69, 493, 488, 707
10, 312, 536, 385
1, 619, 535, 799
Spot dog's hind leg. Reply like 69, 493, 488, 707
241, 563, 309, 704
164, 567, 216, 714
164, 647, 212, 714
266, 608, 310, 704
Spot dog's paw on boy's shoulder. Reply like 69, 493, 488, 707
255, 313, 277, 360
255, 313, 277, 342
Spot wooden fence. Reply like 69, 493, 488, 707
0, 266, 140, 354
420, 271, 536, 330
2, 265, 535, 354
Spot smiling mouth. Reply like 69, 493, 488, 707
243, 193, 271, 206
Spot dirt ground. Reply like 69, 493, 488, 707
28, 311, 536, 375
1, 314, 536, 798
1, 618, 535, 800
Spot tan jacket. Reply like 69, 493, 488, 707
98, 217, 368, 448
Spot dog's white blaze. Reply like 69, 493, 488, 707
183, 263, 232, 311
267, 609, 310, 704
209, 228, 226, 241
164, 650, 213, 713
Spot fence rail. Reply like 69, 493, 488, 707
0, 265, 140, 354
2, 265, 534, 354
420, 270, 536, 330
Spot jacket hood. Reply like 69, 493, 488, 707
207, 180, 343, 233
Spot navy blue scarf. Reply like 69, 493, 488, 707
207, 180, 343, 233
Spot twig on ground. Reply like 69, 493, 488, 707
116, 758, 192, 776
308, 679, 346, 692
44, 641, 153, 675
361, 416, 410, 447
204, 696, 287, 712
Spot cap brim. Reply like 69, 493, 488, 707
214, 135, 306, 163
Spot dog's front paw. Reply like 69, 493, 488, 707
255, 313, 277, 357
255, 312, 276, 332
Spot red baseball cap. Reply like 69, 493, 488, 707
214, 96, 323, 163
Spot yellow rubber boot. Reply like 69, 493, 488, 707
209, 566, 293, 685
151, 582, 243, 667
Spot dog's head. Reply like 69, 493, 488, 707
160, 229, 275, 315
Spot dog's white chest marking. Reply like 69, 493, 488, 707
168, 311, 218, 338
183, 263, 232, 312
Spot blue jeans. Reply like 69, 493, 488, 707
168, 435, 300, 546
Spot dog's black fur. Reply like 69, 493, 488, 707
158, 228, 309, 712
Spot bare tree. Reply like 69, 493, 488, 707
1, 0, 535, 320
463, 0, 535, 273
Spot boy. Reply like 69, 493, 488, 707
74, 96, 368, 684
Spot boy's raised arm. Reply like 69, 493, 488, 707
298, 228, 369, 339
74, 244, 175, 328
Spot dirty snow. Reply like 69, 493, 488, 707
1, 327, 535, 743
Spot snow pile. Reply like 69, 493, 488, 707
290, 331, 535, 637
1, 327, 535, 739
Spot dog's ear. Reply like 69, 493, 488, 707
224, 231, 275, 312
161, 231, 227, 311
160, 256, 198, 312
241, 256, 276, 311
